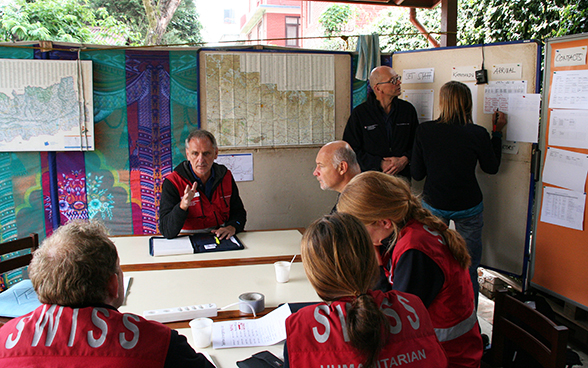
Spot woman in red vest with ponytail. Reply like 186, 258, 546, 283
285, 213, 447, 368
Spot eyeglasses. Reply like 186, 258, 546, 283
377, 76, 402, 85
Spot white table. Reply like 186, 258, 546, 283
113, 230, 303, 270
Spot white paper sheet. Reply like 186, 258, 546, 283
554, 46, 587, 68
542, 147, 588, 192
215, 153, 254, 182
483, 81, 527, 114
491, 63, 523, 80
401, 89, 434, 122
451, 65, 477, 82
212, 303, 292, 349
549, 70, 588, 109
506, 94, 541, 143
548, 109, 588, 149
540, 186, 586, 231
402, 68, 434, 84
150, 236, 193, 256
502, 141, 519, 155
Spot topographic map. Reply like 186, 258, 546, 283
204, 52, 335, 147
0, 59, 93, 152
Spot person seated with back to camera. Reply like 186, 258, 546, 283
159, 129, 246, 239
284, 213, 448, 368
0, 220, 214, 368
337, 171, 483, 368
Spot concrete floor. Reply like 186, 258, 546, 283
477, 293, 587, 366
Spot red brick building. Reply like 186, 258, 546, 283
240, 1, 389, 48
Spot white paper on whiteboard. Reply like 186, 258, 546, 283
549, 70, 588, 109
542, 147, 588, 192
540, 186, 585, 231
549, 109, 588, 149
401, 89, 434, 122
483, 80, 527, 114
506, 94, 540, 143
451, 66, 477, 82
402, 68, 434, 84
491, 63, 523, 80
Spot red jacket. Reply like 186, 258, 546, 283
390, 220, 483, 368
0, 304, 170, 367
286, 290, 448, 368
166, 169, 232, 231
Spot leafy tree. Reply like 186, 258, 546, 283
92, 0, 203, 46
0, 0, 140, 44
318, 4, 355, 50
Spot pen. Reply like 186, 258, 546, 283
214, 235, 220, 244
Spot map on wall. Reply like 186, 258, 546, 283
0, 59, 93, 152
203, 52, 335, 147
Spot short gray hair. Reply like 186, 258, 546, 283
185, 129, 217, 150
332, 143, 359, 169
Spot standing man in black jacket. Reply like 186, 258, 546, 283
159, 129, 246, 239
343, 66, 419, 181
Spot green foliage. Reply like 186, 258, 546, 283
319, 4, 352, 36
91, 0, 203, 46
0, 0, 140, 44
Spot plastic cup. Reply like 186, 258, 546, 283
274, 261, 291, 283
189, 317, 213, 349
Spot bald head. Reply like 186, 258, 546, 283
313, 141, 361, 193
369, 66, 402, 109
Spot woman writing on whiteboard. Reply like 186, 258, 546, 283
284, 213, 447, 368
411, 80, 507, 308
337, 172, 482, 368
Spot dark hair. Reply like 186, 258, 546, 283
438, 80, 473, 126
301, 213, 389, 368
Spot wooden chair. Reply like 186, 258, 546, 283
0, 233, 39, 276
485, 290, 569, 368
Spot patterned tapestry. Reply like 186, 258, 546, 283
0, 45, 200, 243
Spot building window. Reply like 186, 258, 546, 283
224, 9, 235, 24
285, 16, 300, 47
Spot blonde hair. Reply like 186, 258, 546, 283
337, 171, 471, 269
301, 213, 388, 368
29, 220, 118, 306
438, 81, 473, 126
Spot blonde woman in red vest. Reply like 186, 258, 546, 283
337, 171, 483, 368
285, 213, 447, 368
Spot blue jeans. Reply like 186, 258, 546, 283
438, 212, 484, 309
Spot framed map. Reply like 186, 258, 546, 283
202, 51, 335, 147
0, 59, 93, 152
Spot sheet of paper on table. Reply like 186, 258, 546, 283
212, 303, 292, 349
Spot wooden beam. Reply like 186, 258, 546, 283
440, 0, 457, 47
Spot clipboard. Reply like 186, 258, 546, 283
149, 233, 244, 256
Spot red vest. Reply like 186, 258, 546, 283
390, 220, 483, 368
286, 290, 448, 368
0, 304, 170, 368
166, 170, 233, 231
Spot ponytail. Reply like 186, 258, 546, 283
347, 294, 389, 368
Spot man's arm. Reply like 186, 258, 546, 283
164, 330, 215, 368
213, 176, 247, 240
159, 179, 189, 239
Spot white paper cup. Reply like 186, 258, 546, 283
274, 261, 291, 283
189, 317, 213, 349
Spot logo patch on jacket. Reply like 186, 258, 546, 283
364, 124, 378, 131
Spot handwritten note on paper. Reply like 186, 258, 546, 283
211, 303, 291, 349
506, 94, 541, 143
554, 46, 587, 68
549, 109, 588, 150
542, 147, 588, 193
451, 66, 477, 82
491, 63, 523, 80
483, 80, 527, 114
540, 186, 586, 231
402, 68, 434, 84
502, 141, 519, 155
549, 70, 588, 109
402, 89, 434, 122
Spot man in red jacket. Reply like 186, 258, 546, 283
159, 129, 247, 239
0, 220, 213, 368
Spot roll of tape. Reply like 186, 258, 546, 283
238, 292, 265, 314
